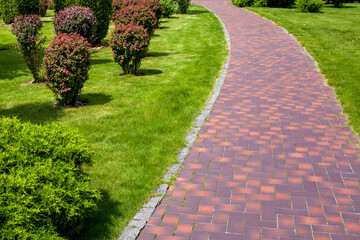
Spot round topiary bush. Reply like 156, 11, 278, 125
296, 0, 323, 12
43, 33, 91, 106
177, 0, 191, 14
39, 0, 50, 17
110, 23, 150, 75
113, 0, 162, 21
160, 0, 176, 17
11, 14, 46, 83
113, 5, 157, 36
54, 6, 97, 45
0, 117, 101, 239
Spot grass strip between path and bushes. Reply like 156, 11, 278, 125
247, 4, 360, 135
0, 5, 227, 240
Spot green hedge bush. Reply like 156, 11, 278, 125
0, 117, 101, 239
0, 0, 18, 24
16, 0, 40, 15
296, 0, 323, 12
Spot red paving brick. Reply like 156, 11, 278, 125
138, 0, 360, 239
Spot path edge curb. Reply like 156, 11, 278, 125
117, 6, 231, 240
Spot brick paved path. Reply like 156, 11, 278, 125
138, 0, 360, 239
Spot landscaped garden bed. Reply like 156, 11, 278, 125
0, 4, 227, 240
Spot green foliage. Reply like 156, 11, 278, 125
232, 0, 254, 7
232, 0, 267, 7
0, 117, 101, 239
332, 0, 345, 7
267, 0, 294, 7
16, 0, 40, 15
0, 0, 18, 24
160, 0, 177, 17
253, 0, 268, 7
296, 0, 323, 12
78, 0, 112, 43
177, 0, 190, 13
53, 0, 79, 13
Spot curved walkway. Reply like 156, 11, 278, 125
138, 1, 360, 239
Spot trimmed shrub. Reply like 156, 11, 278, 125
267, 0, 294, 7
16, 0, 40, 15
54, 6, 97, 44
110, 23, 150, 74
113, 0, 162, 20
232, 0, 254, 7
332, 0, 345, 7
142, 0, 163, 21
253, 0, 268, 6
0, 117, 101, 239
160, 0, 176, 17
296, 0, 323, 12
43, 33, 91, 106
177, 0, 191, 14
113, 5, 157, 36
54, 0, 77, 13
0, 0, 18, 24
39, 0, 50, 17
78, 0, 113, 43
11, 14, 46, 83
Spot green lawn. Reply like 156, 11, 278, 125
246, 4, 360, 136
0, 6, 227, 239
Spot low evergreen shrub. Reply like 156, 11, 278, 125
39, 0, 50, 17
11, 14, 46, 83
16, 0, 40, 15
177, 0, 190, 13
232, 0, 254, 7
160, 0, 177, 17
0, 0, 18, 24
332, 0, 345, 7
110, 23, 150, 74
113, 5, 157, 36
54, 0, 75, 13
43, 33, 91, 106
267, 0, 294, 7
296, 0, 323, 12
0, 117, 101, 239
54, 6, 97, 44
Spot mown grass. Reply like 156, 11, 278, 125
0, 6, 227, 240
246, 4, 360, 135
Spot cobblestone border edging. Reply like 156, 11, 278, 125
117, 7, 231, 240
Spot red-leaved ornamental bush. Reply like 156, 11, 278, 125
113, 5, 157, 36
110, 23, 150, 75
54, 6, 97, 45
113, 0, 162, 21
11, 14, 46, 83
43, 33, 91, 106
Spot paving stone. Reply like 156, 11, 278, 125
134, 0, 360, 239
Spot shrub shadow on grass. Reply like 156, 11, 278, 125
80, 93, 113, 105
159, 26, 169, 29
186, 9, 208, 15
91, 58, 113, 65
0, 102, 65, 124
77, 190, 123, 240
136, 69, 162, 76
147, 52, 169, 57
